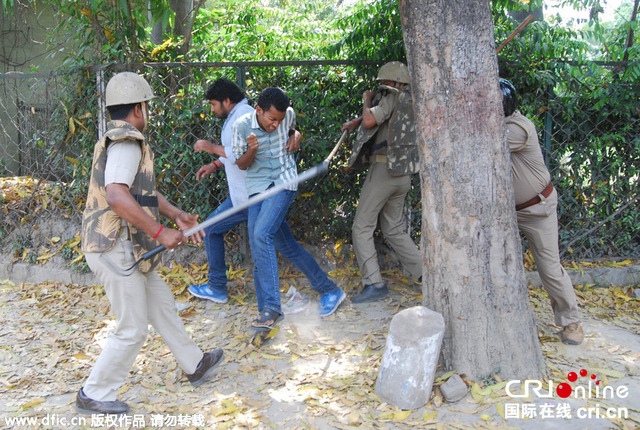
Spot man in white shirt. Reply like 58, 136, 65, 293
188, 79, 255, 303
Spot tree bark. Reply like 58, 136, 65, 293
169, 0, 204, 57
399, 0, 546, 380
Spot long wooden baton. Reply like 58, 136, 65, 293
496, 14, 534, 54
101, 130, 349, 276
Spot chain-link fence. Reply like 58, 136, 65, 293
1, 61, 638, 261
0, 70, 88, 247
514, 61, 640, 260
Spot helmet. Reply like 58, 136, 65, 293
499, 78, 517, 117
105, 72, 155, 107
377, 61, 411, 84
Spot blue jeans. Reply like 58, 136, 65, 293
248, 189, 337, 314
203, 196, 248, 293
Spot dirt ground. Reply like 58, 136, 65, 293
1, 260, 639, 430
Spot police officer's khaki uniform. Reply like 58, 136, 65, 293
350, 87, 422, 286
507, 112, 580, 327
81, 121, 203, 402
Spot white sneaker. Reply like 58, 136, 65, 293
282, 286, 309, 315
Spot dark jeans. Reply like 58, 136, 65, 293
248, 189, 337, 314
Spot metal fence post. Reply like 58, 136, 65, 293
542, 85, 553, 168
96, 68, 107, 138
235, 65, 246, 90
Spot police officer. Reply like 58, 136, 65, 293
341, 62, 422, 303
500, 78, 583, 345
77, 72, 224, 415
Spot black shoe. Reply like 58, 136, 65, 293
251, 308, 283, 330
186, 349, 224, 387
75, 388, 129, 415
351, 283, 388, 303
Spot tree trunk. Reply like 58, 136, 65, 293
170, 0, 204, 57
399, 0, 546, 381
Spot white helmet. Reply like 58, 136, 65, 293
377, 61, 410, 84
105, 72, 155, 107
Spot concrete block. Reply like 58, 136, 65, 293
440, 374, 467, 402
375, 306, 445, 410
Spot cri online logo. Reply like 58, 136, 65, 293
506, 368, 629, 400
557, 369, 598, 398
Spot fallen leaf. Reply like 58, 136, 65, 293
591, 367, 625, 379
394, 410, 412, 420
22, 398, 45, 409
422, 411, 438, 421
435, 370, 456, 383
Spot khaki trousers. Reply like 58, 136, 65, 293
83, 229, 202, 401
517, 189, 580, 327
352, 161, 422, 285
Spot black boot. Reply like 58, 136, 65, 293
186, 349, 224, 387
351, 283, 388, 303
75, 388, 129, 415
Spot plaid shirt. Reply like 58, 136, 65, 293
231, 107, 297, 196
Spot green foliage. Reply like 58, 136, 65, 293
46, 0, 145, 67
329, 0, 405, 61
187, 0, 347, 61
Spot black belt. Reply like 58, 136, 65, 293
516, 182, 554, 211
132, 194, 159, 207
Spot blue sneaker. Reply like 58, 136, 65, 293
317, 288, 346, 317
188, 283, 228, 304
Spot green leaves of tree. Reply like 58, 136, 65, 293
330, 0, 405, 62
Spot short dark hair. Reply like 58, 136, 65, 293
107, 103, 137, 120
257, 87, 289, 113
205, 78, 245, 104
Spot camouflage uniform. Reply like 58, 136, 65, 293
350, 86, 422, 287
82, 120, 160, 273
348, 86, 420, 175
507, 111, 580, 327
80, 120, 203, 402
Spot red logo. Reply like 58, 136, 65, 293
556, 369, 599, 398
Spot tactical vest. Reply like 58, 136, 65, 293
347, 86, 420, 176
81, 120, 161, 273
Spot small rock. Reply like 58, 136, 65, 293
175, 301, 192, 312
440, 374, 468, 403
634, 288, 640, 299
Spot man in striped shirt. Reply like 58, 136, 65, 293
232, 87, 346, 328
